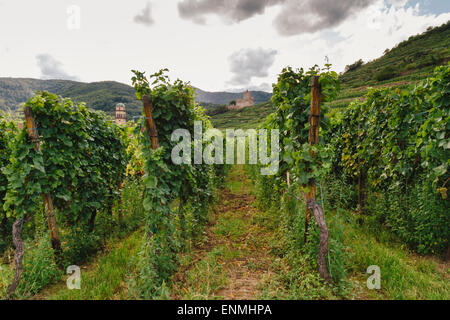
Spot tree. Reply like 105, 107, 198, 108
344, 59, 364, 73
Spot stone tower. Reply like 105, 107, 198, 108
115, 103, 126, 125
242, 90, 254, 104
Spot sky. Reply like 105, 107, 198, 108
0, 0, 449, 92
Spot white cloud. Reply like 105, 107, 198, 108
134, 2, 155, 26
228, 48, 277, 85
36, 54, 79, 81
226, 82, 273, 93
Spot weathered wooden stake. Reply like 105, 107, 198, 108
303, 76, 331, 282
304, 76, 321, 243
142, 94, 160, 241
6, 215, 33, 298
142, 95, 159, 150
307, 199, 331, 283
24, 106, 62, 261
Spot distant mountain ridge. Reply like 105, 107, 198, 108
0, 78, 143, 118
0, 78, 272, 119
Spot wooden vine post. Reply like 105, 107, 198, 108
24, 106, 62, 261
307, 199, 331, 283
8, 107, 63, 297
142, 94, 159, 241
304, 76, 321, 242
304, 76, 331, 283
143, 95, 159, 150
6, 216, 31, 297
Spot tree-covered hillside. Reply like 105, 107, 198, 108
0, 78, 143, 119
0, 78, 272, 120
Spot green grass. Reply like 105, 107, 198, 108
258, 204, 449, 300
225, 167, 249, 193
214, 217, 246, 239
333, 209, 450, 300
44, 231, 142, 300
174, 247, 229, 300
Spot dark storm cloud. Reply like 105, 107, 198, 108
228, 48, 277, 85
36, 54, 78, 81
134, 2, 155, 26
274, 0, 376, 36
178, 0, 284, 24
178, 0, 379, 35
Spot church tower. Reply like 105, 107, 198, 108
115, 103, 126, 125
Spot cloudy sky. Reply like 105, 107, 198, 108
0, 0, 449, 92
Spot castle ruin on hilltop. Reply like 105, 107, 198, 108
228, 90, 254, 110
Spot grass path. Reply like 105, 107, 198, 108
170, 166, 274, 300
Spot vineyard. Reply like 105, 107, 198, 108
0, 63, 448, 300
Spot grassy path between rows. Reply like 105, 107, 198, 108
170, 166, 274, 299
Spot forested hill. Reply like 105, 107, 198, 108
0, 77, 272, 119
0, 78, 143, 118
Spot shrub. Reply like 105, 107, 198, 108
205, 105, 229, 116
62, 226, 102, 266
374, 66, 398, 81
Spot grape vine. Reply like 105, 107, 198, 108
131, 69, 222, 298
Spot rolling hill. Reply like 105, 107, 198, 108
0, 78, 272, 120
0, 78, 143, 119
